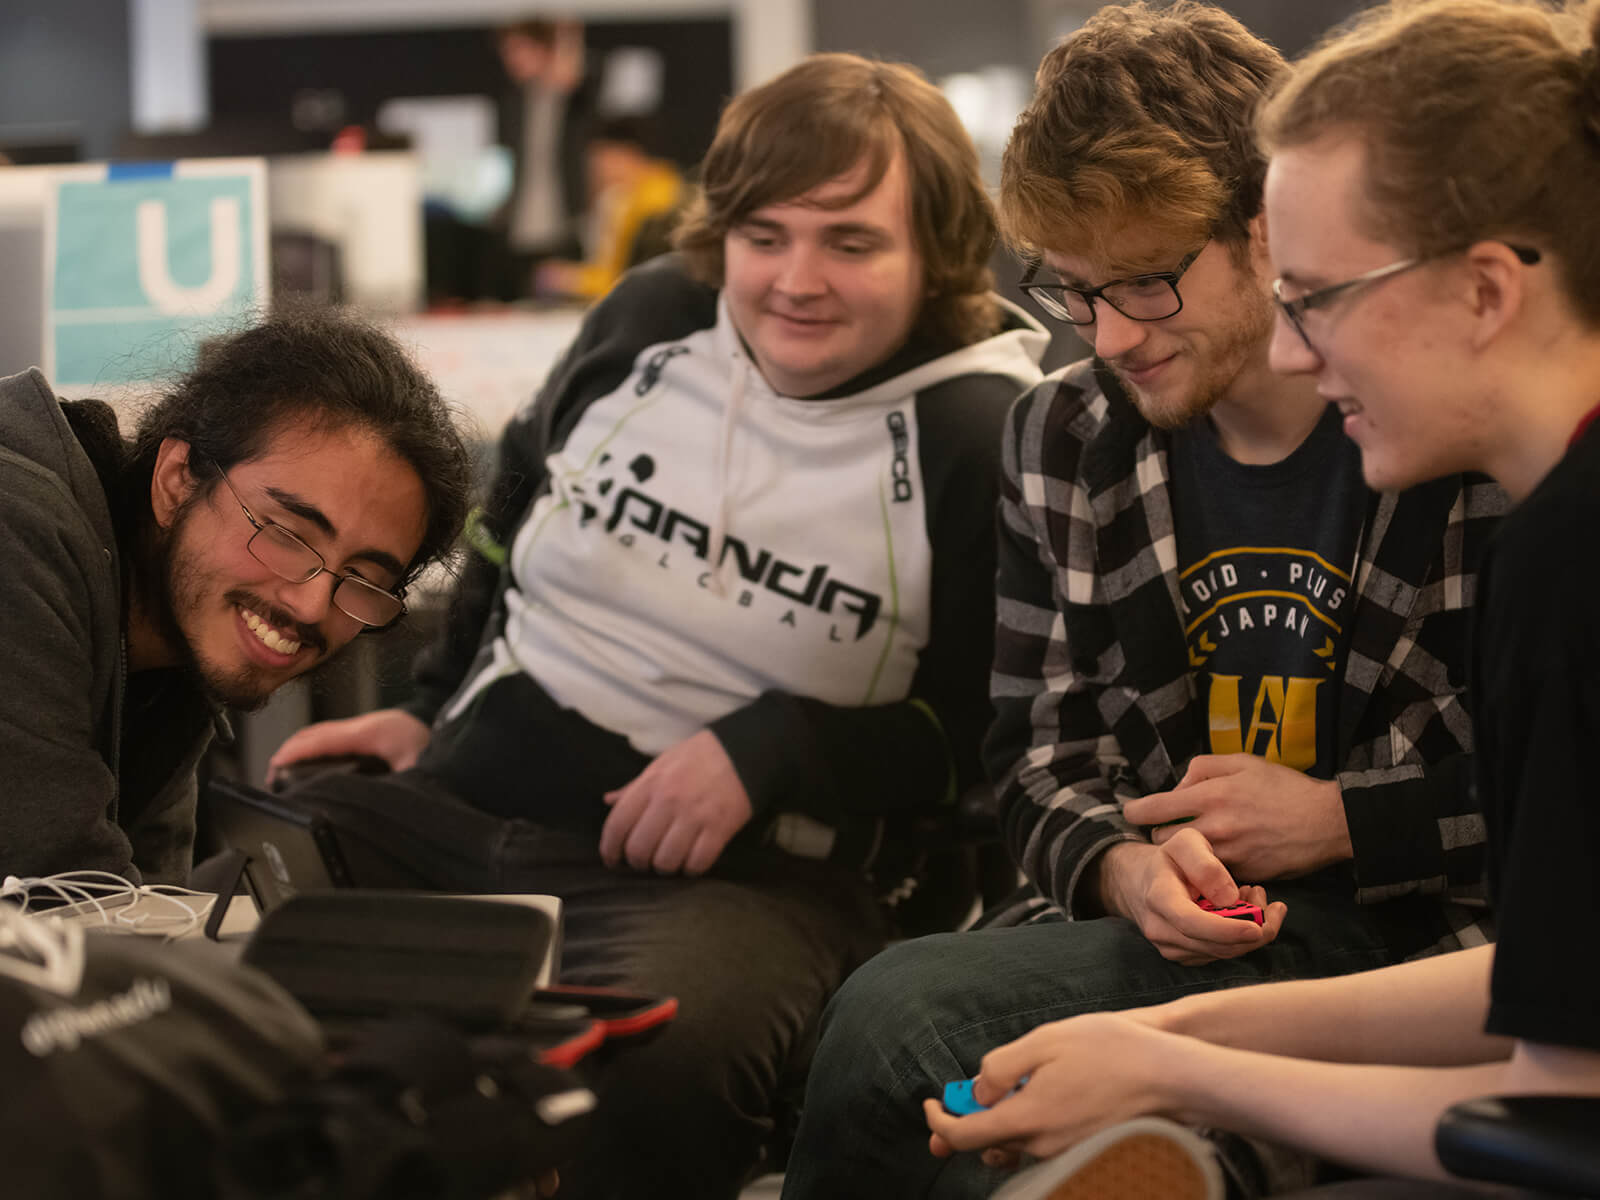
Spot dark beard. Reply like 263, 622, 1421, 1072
148, 526, 267, 712
142, 508, 305, 713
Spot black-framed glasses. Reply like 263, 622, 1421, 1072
1272, 242, 1542, 352
210, 462, 408, 630
1019, 242, 1208, 326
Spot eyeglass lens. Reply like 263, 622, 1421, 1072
1032, 276, 1181, 324
246, 525, 403, 626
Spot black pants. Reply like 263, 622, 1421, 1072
291, 670, 890, 1198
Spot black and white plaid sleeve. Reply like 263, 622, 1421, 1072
1337, 475, 1505, 911
984, 373, 1160, 916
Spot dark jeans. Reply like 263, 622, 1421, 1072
496, 823, 889, 1199
780, 884, 1466, 1200
287, 669, 892, 1199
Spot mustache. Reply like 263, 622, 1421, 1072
227, 589, 329, 654
1111, 353, 1169, 373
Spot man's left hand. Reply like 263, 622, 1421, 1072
599, 730, 753, 875
1122, 754, 1351, 881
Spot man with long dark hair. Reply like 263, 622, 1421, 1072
0, 310, 471, 884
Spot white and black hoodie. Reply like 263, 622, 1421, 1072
405, 256, 1046, 869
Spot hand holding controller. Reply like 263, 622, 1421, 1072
1196, 896, 1265, 925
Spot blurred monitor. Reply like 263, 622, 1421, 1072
266, 151, 423, 312
271, 229, 343, 307
0, 165, 58, 376
377, 95, 510, 225
0, 139, 80, 166
117, 120, 325, 161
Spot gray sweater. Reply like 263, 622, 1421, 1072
0, 368, 212, 885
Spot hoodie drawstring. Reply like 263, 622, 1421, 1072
704, 350, 748, 596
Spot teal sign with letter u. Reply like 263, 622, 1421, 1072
50, 168, 261, 386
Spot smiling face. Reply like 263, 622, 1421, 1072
1040, 226, 1276, 429
721, 150, 926, 398
1263, 136, 1490, 491
147, 423, 427, 710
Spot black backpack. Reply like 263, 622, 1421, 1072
0, 907, 596, 1200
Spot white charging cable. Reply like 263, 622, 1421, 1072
2, 871, 216, 940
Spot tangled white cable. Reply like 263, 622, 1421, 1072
0, 871, 216, 940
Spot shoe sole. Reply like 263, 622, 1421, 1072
993, 1118, 1223, 1200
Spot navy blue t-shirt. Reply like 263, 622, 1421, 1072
1169, 405, 1365, 779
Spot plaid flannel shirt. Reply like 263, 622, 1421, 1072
983, 359, 1504, 955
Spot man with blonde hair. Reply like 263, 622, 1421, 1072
272, 52, 1046, 1198
783, 6, 1501, 1196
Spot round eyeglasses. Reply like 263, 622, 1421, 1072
1019, 242, 1208, 326
210, 462, 408, 629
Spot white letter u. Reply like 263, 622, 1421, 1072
136, 196, 241, 314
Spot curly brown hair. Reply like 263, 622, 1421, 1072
673, 53, 1001, 346
1259, 0, 1600, 326
1000, 1, 1286, 265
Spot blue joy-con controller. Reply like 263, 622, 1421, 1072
942, 1075, 1030, 1115
941, 1078, 988, 1115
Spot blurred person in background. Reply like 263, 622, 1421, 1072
493, 16, 597, 300
535, 116, 685, 301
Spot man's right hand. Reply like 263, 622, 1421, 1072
1094, 829, 1286, 965
266, 709, 432, 786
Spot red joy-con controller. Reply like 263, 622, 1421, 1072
1197, 897, 1265, 925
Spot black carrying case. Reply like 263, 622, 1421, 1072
240, 891, 677, 1070
242, 892, 554, 1028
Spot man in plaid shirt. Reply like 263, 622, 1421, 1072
781, 5, 1503, 1197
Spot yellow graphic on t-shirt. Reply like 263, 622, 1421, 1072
1207, 673, 1322, 768
1179, 546, 1352, 767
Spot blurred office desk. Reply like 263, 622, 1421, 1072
47, 891, 258, 948
386, 306, 588, 444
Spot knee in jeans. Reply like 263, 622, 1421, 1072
611, 1021, 786, 1130
817, 935, 968, 1060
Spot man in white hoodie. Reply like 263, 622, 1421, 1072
270, 52, 1047, 1199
